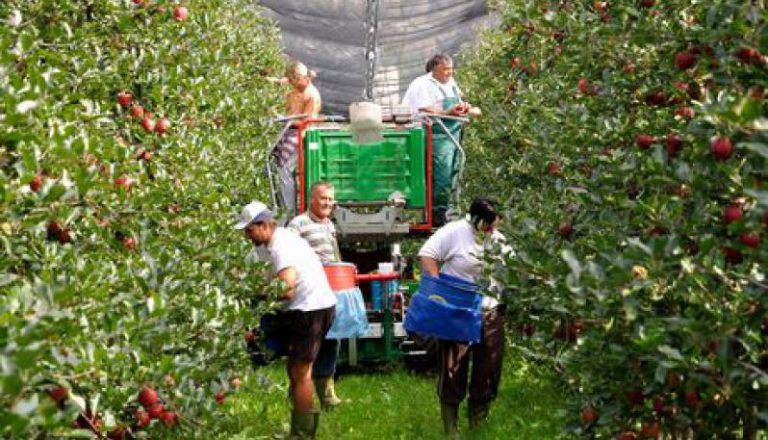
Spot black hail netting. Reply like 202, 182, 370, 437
257, 0, 498, 115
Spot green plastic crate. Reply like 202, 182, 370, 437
302, 127, 427, 208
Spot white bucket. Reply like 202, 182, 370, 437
349, 102, 384, 143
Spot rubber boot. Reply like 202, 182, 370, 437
288, 409, 319, 439
468, 401, 490, 428
314, 376, 342, 409
440, 403, 460, 439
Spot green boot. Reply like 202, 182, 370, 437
440, 403, 460, 439
314, 376, 342, 409
288, 409, 319, 439
468, 401, 490, 428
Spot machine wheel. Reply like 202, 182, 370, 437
401, 333, 439, 375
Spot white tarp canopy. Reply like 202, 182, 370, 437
257, 0, 497, 115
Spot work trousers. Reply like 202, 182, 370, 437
437, 307, 505, 405
431, 127, 463, 226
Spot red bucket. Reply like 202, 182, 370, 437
323, 262, 357, 291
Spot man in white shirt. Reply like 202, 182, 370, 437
401, 54, 481, 226
235, 201, 336, 438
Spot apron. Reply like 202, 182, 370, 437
430, 80, 464, 221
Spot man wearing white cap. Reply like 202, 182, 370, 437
234, 201, 336, 439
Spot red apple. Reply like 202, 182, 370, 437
581, 406, 598, 424
244, 330, 256, 342
641, 422, 660, 439
711, 136, 733, 160
123, 237, 136, 250
138, 386, 159, 408
558, 221, 574, 238
130, 105, 145, 119
161, 411, 177, 427
740, 232, 761, 248
593, 1, 606, 12
117, 91, 133, 108
645, 91, 667, 106
666, 373, 681, 389
137, 149, 153, 161
625, 389, 644, 407
685, 390, 699, 407
155, 117, 171, 134
735, 47, 763, 65
510, 57, 521, 69
723, 204, 743, 224
672, 107, 695, 119
135, 409, 151, 429
215, 391, 225, 405
617, 431, 637, 440
548, 161, 561, 176
578, 78, 592, 95
666, 134, 683, 157
636, 134, 655, 149
30, 174, 44, 192
147, 402, 165, 419
653, 397, 665, 415
47, 221, 71, 244
114, 176, 133, 190
722, 247, 743, 264
674, 51, 697, 70
173, 5, 189, 21
141, 117, 155, 133
623, 63, 636, 74
48, 386, 69, 404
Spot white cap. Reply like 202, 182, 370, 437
233, 201, 273, 229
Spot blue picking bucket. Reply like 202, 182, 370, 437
418, 273, 482, 310
404, 273, 483, 343
404, 292, 482, 343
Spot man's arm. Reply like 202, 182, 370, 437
276, 266, 298, 301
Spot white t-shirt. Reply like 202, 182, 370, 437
255, 228, 337, 312
401, 73, 462, 114
417, 218, 506, 308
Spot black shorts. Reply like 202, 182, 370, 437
265, 306, 335, 363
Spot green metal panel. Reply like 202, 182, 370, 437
303, 127, 427, 207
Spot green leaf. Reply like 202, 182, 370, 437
657, 345, 684, 362
740, 142, 768, 159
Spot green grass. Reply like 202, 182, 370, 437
214, 350, 566, 439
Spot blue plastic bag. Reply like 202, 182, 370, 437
326, 286, 369, 339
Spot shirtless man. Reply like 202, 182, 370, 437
271, 60, 322, 215
273, 60, 322, 118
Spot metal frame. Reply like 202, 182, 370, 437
422, 113, 469, 210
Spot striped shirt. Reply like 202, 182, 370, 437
287, 212, 340, 264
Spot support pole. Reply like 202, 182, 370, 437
363, 0, 381, 101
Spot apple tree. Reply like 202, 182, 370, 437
1, 0, 285, 437
460, 0, 767, 437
